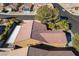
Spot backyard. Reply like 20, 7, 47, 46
0, 17, 22, 48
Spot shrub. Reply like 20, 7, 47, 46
73, 33, 79, 52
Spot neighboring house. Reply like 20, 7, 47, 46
0, 3, 4, 12
28, 47, 75, 56
19, 3, 33, 13
0, 47, 28, 56
0, 19, 9, 26
8, 47, 28, 56
3, 3, 18, 12
4, 6, 12, 12
2, 3, 34, 13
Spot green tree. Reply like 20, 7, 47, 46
0, 19, 2, 24
35, 5, 59, 24
73, 33, 79, 52
56, 20, 69, 31
48, 22, 55, 30
35, 5, 69, 31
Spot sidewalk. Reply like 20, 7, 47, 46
0, 11, 36, 15
59, 3, 79, 16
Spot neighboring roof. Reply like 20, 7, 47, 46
8, 47, 28, 56
0, 3, 3, 11
0, 47, 28, 56
5, 4, 17, 10
23, 3, 33, 9
28, 47, 75, 56
19, 3, 33, 11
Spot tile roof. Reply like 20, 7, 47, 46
28, 47, 75, 56
0, 47, 28, 56
31, 20, 67, 47
19, 3, 33, 12
40, 32, 66, 43
8, 47, 28, 56
23, 3, 33, 8
2, 20, 68, 56
15, 20, 33, 43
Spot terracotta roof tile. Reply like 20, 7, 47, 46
15, 20, 33, 43
8, 47, 28, 56
32, 21, 67, 47
28, 47, 75, 56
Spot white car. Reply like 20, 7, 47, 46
62, 9, 65, 12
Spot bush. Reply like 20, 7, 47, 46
35, 5, 59, 24
48, 23, 55, 30
0, 19, 14, 41
56, 20, 69, 31
73, 33, 79, 52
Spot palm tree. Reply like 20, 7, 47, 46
56, 20, 69, 31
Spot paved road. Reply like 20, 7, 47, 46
53, 3, 79, 33
0, 14, 35, 20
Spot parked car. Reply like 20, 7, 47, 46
62, 9, 65, 12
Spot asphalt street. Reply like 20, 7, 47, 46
0, 14, 35, 20
53, 3, 79, 33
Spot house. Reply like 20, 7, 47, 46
0, 20, 74, 55
6, 20, 67, 48
31, 20, 67, 47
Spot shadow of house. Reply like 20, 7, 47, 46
65, 32, 72, 43
14, 45, 22, 49
28, 44, 76, 56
